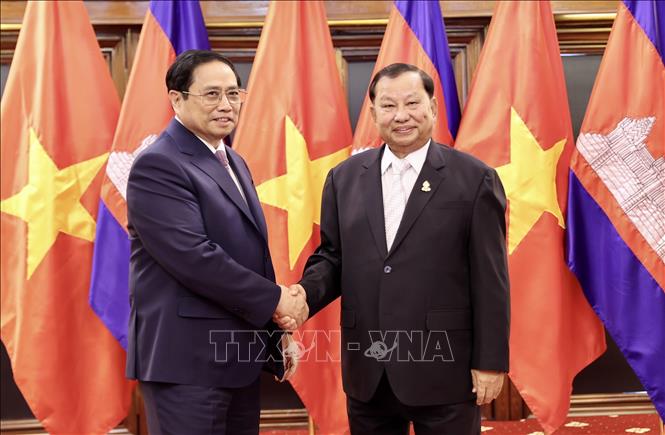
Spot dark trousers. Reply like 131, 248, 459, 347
140, 378, 261, 435
347, 373, 480, 435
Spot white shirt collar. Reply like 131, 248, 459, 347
174, 115, 225, 155
381, 139, 431, 175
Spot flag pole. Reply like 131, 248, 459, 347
308, 415, 315, 435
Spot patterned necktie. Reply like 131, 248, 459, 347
215, 149, 247, 205
384, 159, 410, 251
215, 149, 230, 168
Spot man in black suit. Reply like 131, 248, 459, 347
280, 63, 509, 434
126, 50, 308, 435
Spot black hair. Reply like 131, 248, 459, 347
368, 63, 434, 102
165, 50, 241, 99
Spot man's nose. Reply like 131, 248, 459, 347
215, 94, 232, 111
393, 105, 409, 122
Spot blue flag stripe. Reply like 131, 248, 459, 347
567, 172, 665, 419
623, 0, 665, 63
394, 0, 461, 138
150, 0, 210, 54
89, 203, 131, 349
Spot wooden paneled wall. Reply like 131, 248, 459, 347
1, 1, 617, 100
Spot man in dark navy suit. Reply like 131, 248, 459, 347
126, 50, 307, 435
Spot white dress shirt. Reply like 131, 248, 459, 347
381, 140, 430, 250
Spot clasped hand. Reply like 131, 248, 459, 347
273, 284, 308, 331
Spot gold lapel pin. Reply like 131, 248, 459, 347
421, 180, 431, 192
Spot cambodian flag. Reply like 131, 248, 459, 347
89, 1, 209, 348
567, 0, 664, 419
352, 0, 461, 152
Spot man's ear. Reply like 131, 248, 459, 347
370, 104, 377, 122
430, 96, 438, 119
168, 90, 181, 112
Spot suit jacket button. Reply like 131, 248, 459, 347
384, 266, 392, 274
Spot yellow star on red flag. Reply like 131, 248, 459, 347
257, 115, 348, 269
1, 128, 108, 278
496, 108, 565, 254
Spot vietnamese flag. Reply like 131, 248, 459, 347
233, 1, 351, 433
454, 1, 606, 433
0, 1, 132, 433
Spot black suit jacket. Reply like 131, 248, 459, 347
301, 142, 509, 406
126, 119, 284, 388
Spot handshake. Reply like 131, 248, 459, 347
273, 284, 309, 331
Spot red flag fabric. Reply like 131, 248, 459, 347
233, 2, 352, 433
0, 1, 133, 433
454, 2, 606, 433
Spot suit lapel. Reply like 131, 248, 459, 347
387, 143, 447, 257
190, 152, 260, 230
361, 148, 388, 259
226, 148, 269, 242
167, 119, 262, 236
167, 127, 263, 238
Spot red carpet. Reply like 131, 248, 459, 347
480, 414, 663, 434
259, 413, 663, 434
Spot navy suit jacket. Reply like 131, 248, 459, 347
126, 118, 283, 387
301, 142, 510, 406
